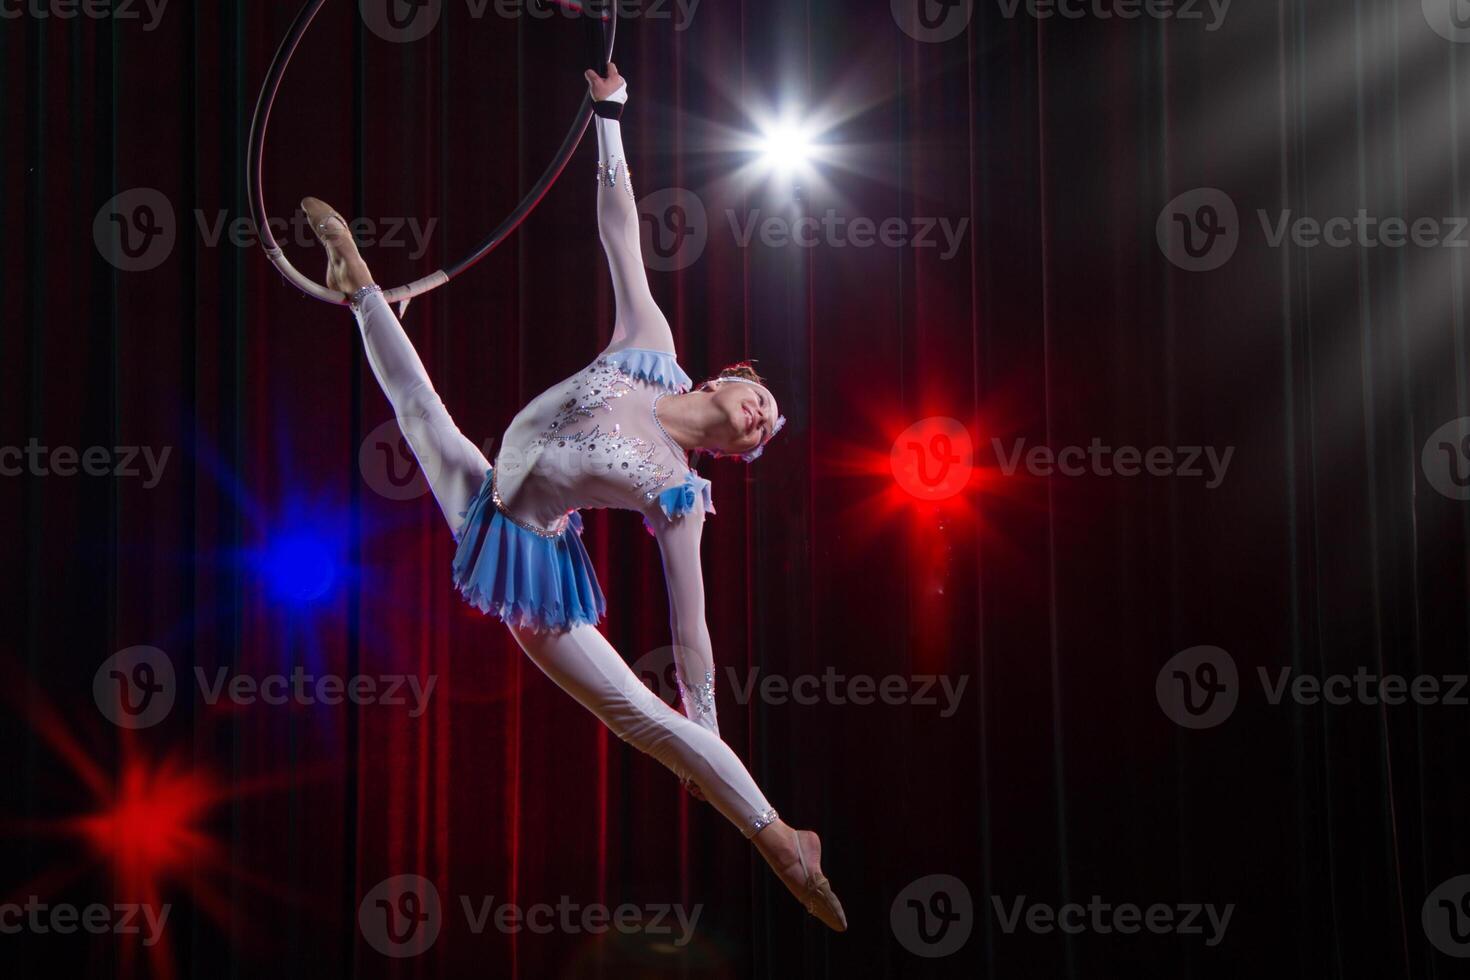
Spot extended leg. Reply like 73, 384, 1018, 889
352, 288, 490, 533
304, 198, 490, 534
509, 621, 777, 837
508, 620, 848, 930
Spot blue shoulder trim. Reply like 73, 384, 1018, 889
655, 470, 715, 521
604, 347, 694, 392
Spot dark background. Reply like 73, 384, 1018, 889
4, 0, 1470, 976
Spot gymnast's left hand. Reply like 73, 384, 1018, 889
584, 61, 624, 101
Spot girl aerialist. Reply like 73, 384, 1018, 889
300, 63, 845, 932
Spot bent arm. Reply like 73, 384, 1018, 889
589, 72, 677, 355
653, 503, 719, 736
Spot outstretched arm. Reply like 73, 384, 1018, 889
585, 64, 677, 356
652, 499, 719, 740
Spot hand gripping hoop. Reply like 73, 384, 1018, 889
247, 0, 616, 311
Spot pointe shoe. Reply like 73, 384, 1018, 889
792, 830, 847, 933
300, 196, 372, 295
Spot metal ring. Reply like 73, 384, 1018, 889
246, 0, 617, 307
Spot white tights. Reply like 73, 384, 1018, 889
353, 291, 778, 838
508, 622, 777, 837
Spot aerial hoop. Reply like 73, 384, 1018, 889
246, 0, 616, 310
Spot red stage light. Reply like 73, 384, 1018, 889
72, 758, 218, 885
889, 416, 973, 502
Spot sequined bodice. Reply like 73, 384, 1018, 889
491, 355, 691, 532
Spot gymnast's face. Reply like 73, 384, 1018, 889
704, 379, 780, 458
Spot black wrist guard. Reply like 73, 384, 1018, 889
593, 100, 624, 120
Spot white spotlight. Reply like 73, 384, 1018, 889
756, 120, 816, 175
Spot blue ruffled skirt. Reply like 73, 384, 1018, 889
451, 468, 607, 632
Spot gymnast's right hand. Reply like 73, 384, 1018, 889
584, 61, 624, 102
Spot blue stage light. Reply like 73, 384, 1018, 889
251, 530, 339, 604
